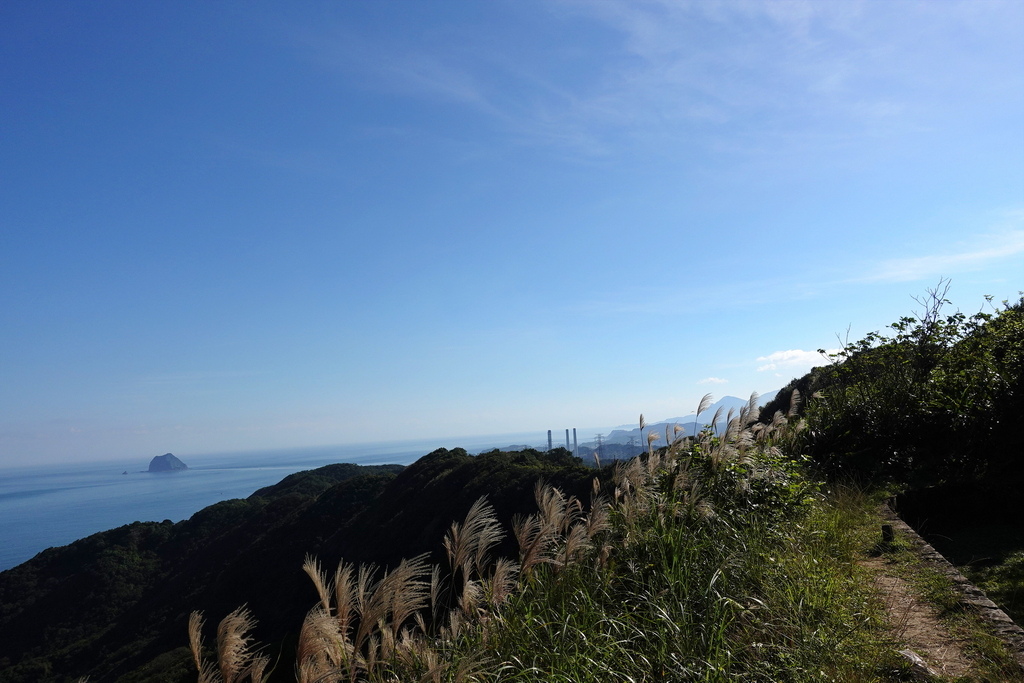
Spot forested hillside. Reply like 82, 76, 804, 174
0, 450, 593, 682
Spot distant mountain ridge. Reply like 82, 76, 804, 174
603, 392, 779, 446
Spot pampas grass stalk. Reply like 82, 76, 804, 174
710, 405, 724, 433
512, 512, 548, 576
333, 560, 357, 639
382, 554, 431, 641
303, 556, 331, 615
188, 611, 219, 683
295, 607, 342, 683
216, 606, 268, 683
188, 607, 269, 683
443, 497, 504, 583
696, 393, 714, 422
485, 557, 520, 608
788, 388, 802, 417
646, 432, 660, 463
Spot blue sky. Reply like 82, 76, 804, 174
2, 1, 1022, 465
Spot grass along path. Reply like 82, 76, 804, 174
863, 555, 972, 678
859, 505, 1024, 682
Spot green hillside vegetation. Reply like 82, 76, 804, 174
180, 287, 1022, 682
764, 285, 1023, 490
2, 285, 1022, 681
763, 286, 1024, 624
190, 402, 914, 682
185, 382, 1022, 681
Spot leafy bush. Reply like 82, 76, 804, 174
783, 283, 1024, 488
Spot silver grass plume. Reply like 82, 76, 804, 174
710, 405, 725, 433
672, 423, 685, 450
637, 413, 647, 461
295, 607, 343, 682
788, 388, 802, 417
696, 393, 714, 419
559, 522, 592, 567
741, 391, 761, 424
302, 556, 331, 615
485, 557, 520, 608
188, 611, 219, 683
646, 430, 659, 457
333, 560, 357, 639
215, 606, 269, 683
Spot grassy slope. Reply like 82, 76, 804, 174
186, 419, 944, 682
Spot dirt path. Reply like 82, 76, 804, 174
862, 554, 973, 678
861, 507, 1024, 680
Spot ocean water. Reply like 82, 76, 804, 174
0, 434, 546, 572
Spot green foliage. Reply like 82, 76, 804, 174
790, 284, 1024, 488
973, 551, 1024, 625
765, 284, 1024, 670
250, 464, 403, 501
686, 432, 816, 527
453, 446, 901, 681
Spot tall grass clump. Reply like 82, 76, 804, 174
471, 395, 904, 681
189, 607, 270, 683
190, 393, 909, 681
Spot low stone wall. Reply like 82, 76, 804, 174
883, 505, 1024, 669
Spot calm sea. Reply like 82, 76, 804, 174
0, 434, 546, 572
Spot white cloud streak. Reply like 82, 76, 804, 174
302, 1, 1024, 158
698, 376, 728, 384
863, 227, 1024, 283
757, 349, 832, 372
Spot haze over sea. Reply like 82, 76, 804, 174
0, 433, 549, 572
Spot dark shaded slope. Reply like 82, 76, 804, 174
92, 472, 401, 683
335, 447, 596, 568
0, 463, 403, 683
0, 449, 596, 683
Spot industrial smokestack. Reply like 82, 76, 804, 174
565, 429, 570, 450
547, 430, 552, 451
573, 428, 578, 457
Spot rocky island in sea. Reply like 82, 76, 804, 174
147, 453, 188, 472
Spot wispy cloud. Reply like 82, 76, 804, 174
862, 220, 1024, 283
757, 349, 832, 372
698, 376, 728, 384
546, 0, 1019, 156
298, 1, 1022, 160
